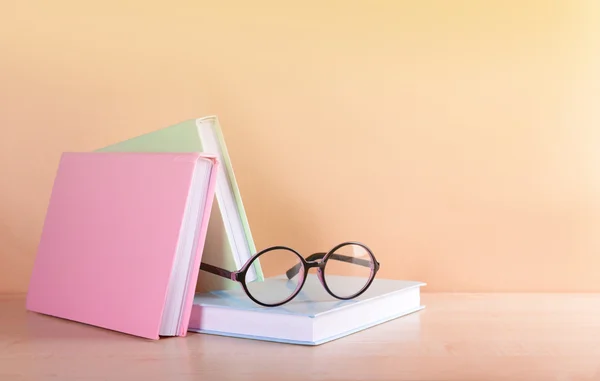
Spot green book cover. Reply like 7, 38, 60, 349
96, 116, 263, 292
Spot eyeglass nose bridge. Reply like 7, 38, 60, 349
305, 260, 324, 270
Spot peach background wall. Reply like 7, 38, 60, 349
1, 1, 600, 293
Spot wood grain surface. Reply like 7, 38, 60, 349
1, 293, 599, 380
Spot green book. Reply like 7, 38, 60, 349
96, 116, 264, 292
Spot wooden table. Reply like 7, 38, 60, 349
1, 293, 599, 380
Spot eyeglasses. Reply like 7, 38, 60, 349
199, 241, 380, 307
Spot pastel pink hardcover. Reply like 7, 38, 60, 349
26, 152, 218, 339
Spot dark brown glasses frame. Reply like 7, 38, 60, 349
199, 241, 380, 307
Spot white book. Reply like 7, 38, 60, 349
188, 274, 426, 345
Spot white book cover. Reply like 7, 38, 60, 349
189, 274, 426, 345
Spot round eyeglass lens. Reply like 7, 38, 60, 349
323, 243, 374, 298
244, 247, 304, 305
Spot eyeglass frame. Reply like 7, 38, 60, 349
199, 241, 380, 307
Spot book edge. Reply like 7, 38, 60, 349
188, 305, 425, 345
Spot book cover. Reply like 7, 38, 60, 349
189, 274, 425, 345
26, 152, 218, 339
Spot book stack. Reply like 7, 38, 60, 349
26, 116, 425, 344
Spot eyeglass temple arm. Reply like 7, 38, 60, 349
285, 252, 373, 279
200, 262, 235, 280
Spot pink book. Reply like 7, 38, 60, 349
26, 152, 218, 339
